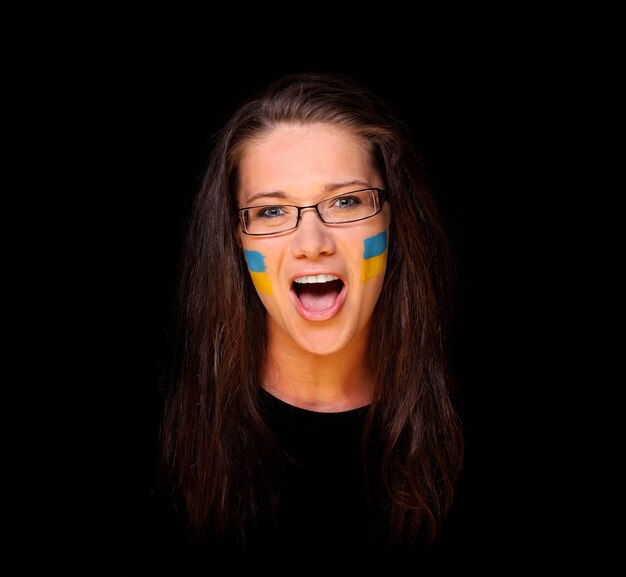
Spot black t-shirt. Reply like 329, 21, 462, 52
148, 390, 446, 575
259, 387, 372, 559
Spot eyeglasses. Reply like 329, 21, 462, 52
239, 188, 386, 236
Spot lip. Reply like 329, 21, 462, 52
289, 271, 347, 321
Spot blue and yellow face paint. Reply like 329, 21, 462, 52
360, 231, 388, 283
244, 250, 273, 295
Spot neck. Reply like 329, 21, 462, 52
263, 328, 373, 413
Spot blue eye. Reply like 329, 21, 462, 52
333, 196, 361, 209
258, 206, 285, 219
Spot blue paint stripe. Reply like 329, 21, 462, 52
244, 250, 267, 272
363, 231, 387, 259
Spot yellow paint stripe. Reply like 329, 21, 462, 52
250, 271, 273, 295
360, 250, 387, 283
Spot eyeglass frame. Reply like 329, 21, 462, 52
238, 187, 387, 236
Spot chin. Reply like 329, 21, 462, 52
291, 327, 360, 357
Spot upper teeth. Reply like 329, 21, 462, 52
294, 274, 339, 284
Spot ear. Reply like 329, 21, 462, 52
234, 226, 243, 249
382, 199, 392, 235
233, 212, 244, 249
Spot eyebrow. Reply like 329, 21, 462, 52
243, 181, 373, 206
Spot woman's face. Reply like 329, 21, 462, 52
237, 122, 391, 356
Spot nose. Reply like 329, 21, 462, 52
290, 207, 336, 260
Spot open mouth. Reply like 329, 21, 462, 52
292, 274, 344, 312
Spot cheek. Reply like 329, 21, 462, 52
244, 249, 273, 295
360, 231, 388, 283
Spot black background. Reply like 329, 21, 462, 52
40, 13, 621, 577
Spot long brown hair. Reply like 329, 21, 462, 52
158, 71, 464, 549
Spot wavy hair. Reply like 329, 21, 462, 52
158, 71, 464, 550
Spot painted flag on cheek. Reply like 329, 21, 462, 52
244, 250, 273, 295
361, 231, 388, 283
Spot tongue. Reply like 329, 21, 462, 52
297, 282, 340, 311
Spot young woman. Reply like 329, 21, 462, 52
156, 71, 465, 575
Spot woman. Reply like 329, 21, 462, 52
156, 71, 464, 574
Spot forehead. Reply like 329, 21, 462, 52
237, 123, 376, 197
